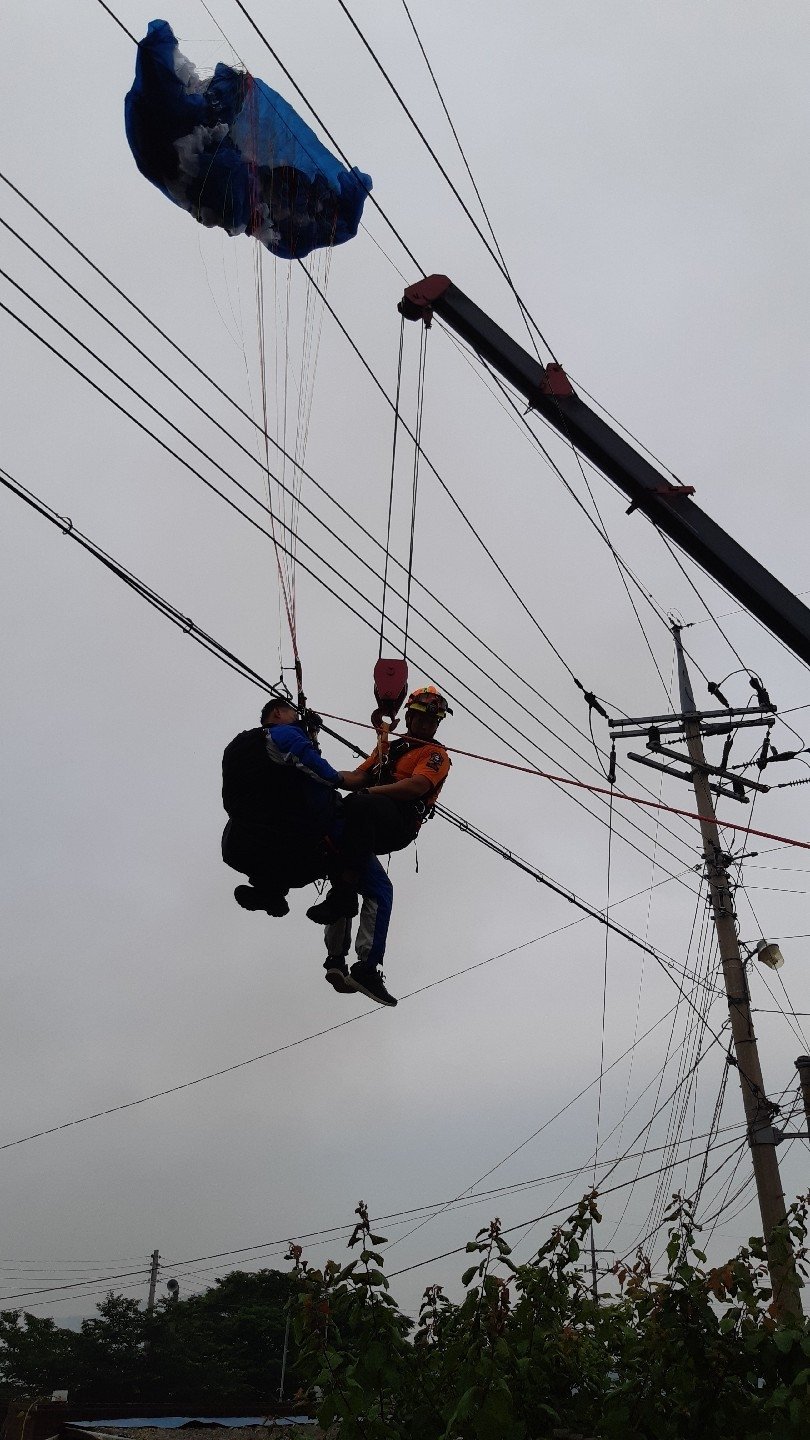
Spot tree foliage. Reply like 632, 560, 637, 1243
0, 1270, 302, 1406
2, 1195, 809, 1435
292, 1192, 810, 1439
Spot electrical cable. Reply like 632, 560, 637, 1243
385, 1132, 740, 1282
333, 0, 557, 362
0, 1265, 150, 1303
0, 316, 697, 889
621, 1135, 749, 1264
0, 176, 719, 878
398, 0, 540, 363
605, 875, 708, 1245
510, 998, 729, 1261
441, 324, 685, 661
2, 206, 640, 795
0, 889, 709, 1158
95, 9, 810, 720
95, 0, 136, 44
0, 458, 726, 1016
38, 1123, 732, 1288
593, 786, 614, 1179
47, 3, 807, 1285
225, 0, 422, 272
0, 243, 705, 877
0, 180, 612, 779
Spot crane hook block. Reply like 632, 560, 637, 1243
372, 658, 409, 730
398, 275, 451, 327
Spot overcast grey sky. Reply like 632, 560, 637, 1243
1, 1, 809, 1328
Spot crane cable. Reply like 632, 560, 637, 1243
378, 315, 428, 662
379, 314, 405, 657
403, 319, 427, 657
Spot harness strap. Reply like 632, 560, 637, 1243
374, 735, 447, 810
264, 728, 335, 788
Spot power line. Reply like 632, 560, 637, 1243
333, 0, 556, 361
0, 287, 700, 878
0, 196, 607, 764
395, 983, 726, 1259
0, 459, 718, 999
0, 888, 708, 1157
0, 171, 711, 875
0, 1264, 150, 1303
95, 0, 136, 44
0, 172, 594, 735
386, 1134, 741, 1282
3, 193, 676, 833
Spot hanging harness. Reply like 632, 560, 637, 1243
370, 733, 447, 823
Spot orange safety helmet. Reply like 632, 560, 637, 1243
405, 685, 452, 720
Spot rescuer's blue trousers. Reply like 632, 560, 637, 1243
323, 854, 393, 968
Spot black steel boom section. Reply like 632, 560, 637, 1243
399, 275, 810, 669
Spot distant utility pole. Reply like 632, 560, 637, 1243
610, 627, 802, 1321
278, 1309, 291, 1403
147, 1249, 160, 1312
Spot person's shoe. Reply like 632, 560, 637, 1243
234, 885, 289, 917
347, 961, 397, 1007
306, 885, 359, 925
324, 958, 353, 994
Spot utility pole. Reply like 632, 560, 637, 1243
671, 627, 801, 1320
278, 1309, 291, 1403
147, 1249, 160, 1312
589, 1228, 599, 1307
609, 629, 803, 1320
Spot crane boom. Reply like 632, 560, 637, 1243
400, 275, 810, 669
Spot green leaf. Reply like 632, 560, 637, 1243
461, 1265, 479, 1287
363, 1340, 386, 1373
774, 1329, 796, 1353
449, 1386, 479, 1423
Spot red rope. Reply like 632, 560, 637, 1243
320, 711, 810, 853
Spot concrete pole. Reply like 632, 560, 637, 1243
674, 628, 801, 1320
147, 1249, 160, 1312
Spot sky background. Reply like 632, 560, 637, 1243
1, 1, 809, 1333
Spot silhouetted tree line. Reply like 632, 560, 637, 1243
0, 1269, 300, 1407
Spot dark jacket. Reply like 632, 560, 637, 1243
221, 723, 340, 885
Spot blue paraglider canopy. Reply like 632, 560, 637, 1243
125, 19, 372, 260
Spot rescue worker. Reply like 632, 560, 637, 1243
308, 686, 452, 1007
